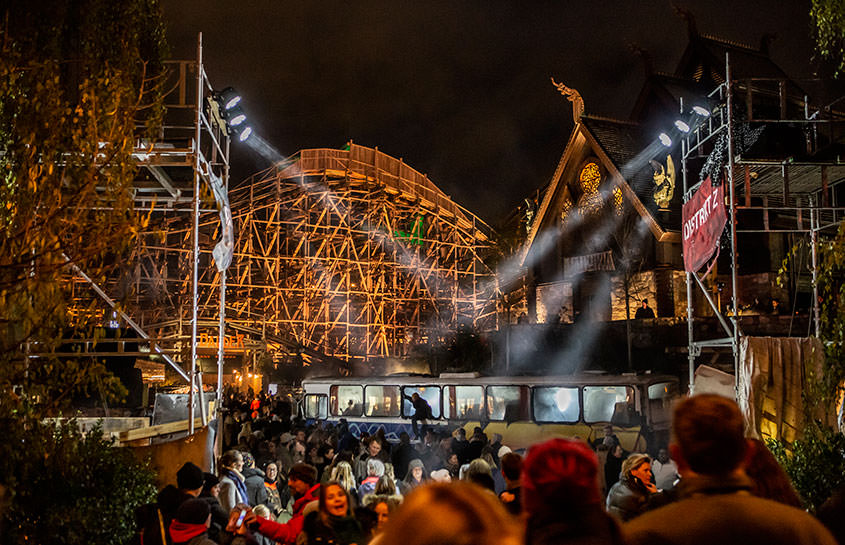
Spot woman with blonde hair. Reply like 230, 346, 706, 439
330, 460, 359, 505
376, 482, 521, 545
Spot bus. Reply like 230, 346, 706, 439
301, 372, 681, 452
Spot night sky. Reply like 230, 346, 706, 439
161, 1, 815, 226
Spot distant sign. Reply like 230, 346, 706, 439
682, 176, 726, 272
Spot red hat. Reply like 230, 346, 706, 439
522, 438, 601, 515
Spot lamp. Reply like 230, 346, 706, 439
218, 87, 241, 110
692, 105, 710, 117
674, 120, 691, 133
658, 132, 672, 147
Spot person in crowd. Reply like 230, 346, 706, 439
251, 505, 278, 545
624, 394, 837, 545
402, 392, 433, 440
522, 438, 625, 545
376, 482, 521, 545
296, 481, 364, 545
355, 437, 385, 482
464, 426, 487, 462
358, 458, 385, 500
398, 459, 427, 495
481, 449, 507, 494
650, 447, 679, 491
606, 453, 658, 521
198, 472, 228, 543
219, 450, 250, 513
374, 475, 397, 497
444, 452, 461, 479
169, 497, 215, 545
246, 462, 321, 545
277, 432, 295, 475
489, 433, 504, 461
391, 433, 417, 481
595, 424, 620, 449
242, 452, 269, 508
634, 299, 655, 319
330, 461, 359, 506
744, 438, 802, 508
499, 452, 523, 516
450, 427, 469, 464
429, 469, 451, 483
462, 458, 496, 493
137, 462, 205, 545
361, 494, 401, 537
603, 444, 626, 496
262, 462, 284, 518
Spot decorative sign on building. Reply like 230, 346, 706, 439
651, 154, 675, 209
682, 176, 726, 272
564, 250, 615, 277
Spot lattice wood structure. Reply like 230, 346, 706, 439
226, 144, 500, 363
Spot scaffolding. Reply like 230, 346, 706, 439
226, 143, 500, 364
682, 53, 845, 392
66, 34, 230, 429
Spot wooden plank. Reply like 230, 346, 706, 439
118, 417, 205, 443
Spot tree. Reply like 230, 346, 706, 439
811, 0, 845, 77
0, 2, 168, 543
0, 0, 167, 418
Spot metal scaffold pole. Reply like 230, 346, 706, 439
189, 32, 203, 435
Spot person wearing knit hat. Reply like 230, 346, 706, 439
606, 453, 657, 522
177, 462, 205, 495
522, 438, 625, 545
169, 498, 215, 545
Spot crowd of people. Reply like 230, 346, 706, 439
134, 390, 843, 545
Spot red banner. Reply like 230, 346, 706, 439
682, 176, 727, 272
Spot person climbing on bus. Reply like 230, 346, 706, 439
403, 392, 432, 439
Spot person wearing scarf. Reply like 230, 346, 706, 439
169, 498, 216, 545
299, 482, 363, 545
219, 450, 250, 513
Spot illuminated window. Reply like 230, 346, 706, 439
613, 187, 623, 215
577, 162, 603, 216
533, 387, 580, 423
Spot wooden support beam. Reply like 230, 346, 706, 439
118, 417, 205, 444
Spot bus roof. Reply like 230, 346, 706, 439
302, 373, 679, 387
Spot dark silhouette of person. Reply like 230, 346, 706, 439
634, 299, 655, 319
403, 392, 432, 439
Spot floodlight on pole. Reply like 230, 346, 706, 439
692, 105, 710, 117
674, 119, 691, 133
218, 87, 241, 110
231, 124, 253, 142
658, 132, 672, 147
227, 106, 247, 127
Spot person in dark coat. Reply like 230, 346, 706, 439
169, 498, 216, 545
198, 472, 229, 543
242, 451, 269, 507
603, 444, 626, 495
523, 438, 626, 545
606, 453, 657, 521
624, 394, 837, 545
390, 432, 417, 481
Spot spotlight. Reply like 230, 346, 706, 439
659, 132, 672, 147
226, 106, 247, 127
218, 87, 241, 110
692, 105, 710, 117
674, 120, 690, 133
231, 124, 253, 142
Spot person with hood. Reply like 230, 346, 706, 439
523, 438, 626, 545
242, 451, 269, 507
606, 453, 657, 522
168, 498, 216, 545
298, 481, 364, 545
398, 459, 427, 495
219, 450, 250, 513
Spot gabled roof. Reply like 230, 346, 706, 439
520, 117, 679, 267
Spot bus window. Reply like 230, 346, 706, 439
305, 394, 327, 419
330, 385, 363, 416
366, 385, 401, 417
648, 381, 680, 425
401, 386, 441, 419
584, 386, 636, 424
533, 387, 579, 423
486, 386, 524, 421
443, 386, 484, 420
